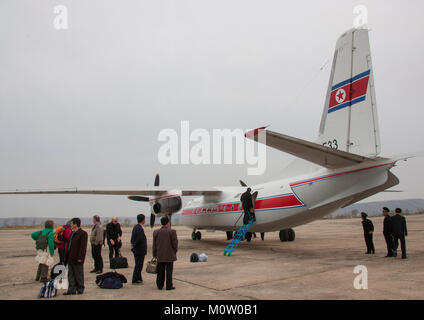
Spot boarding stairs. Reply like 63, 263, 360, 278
224, 219, 254, 256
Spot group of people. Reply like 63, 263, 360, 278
361, 207, 408, 259
31, 214, 179, 296
32, 217, 88, 294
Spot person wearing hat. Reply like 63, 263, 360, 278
382, 207, 394, 257
391, 208, 408, 259
361, 212, 375, 254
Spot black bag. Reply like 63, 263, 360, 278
96, 271, 127, 289
110, 255, 128, 269
190, 253, 199, 263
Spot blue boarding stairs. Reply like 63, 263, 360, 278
224, 219, 254, 256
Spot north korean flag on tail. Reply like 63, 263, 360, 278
328, 70, 370, 114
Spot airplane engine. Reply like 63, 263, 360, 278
151, 196, 182, 216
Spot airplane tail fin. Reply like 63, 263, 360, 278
318, 28, 381, 158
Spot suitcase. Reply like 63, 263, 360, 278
110, 256, 128, 269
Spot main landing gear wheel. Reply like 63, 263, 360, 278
245, 232, 252, 242
288, 228, 295, 241
279, 229, 295, 242
192, 231, 202, 240
226, 231, 233, 240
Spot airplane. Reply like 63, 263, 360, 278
0, 28, 414, 244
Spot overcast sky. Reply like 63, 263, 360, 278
0, 0, 423, 219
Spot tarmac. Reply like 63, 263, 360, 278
0, 214, 423, 300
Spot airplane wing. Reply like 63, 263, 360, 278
245, 127, 375, 169
0, 186, 224, 197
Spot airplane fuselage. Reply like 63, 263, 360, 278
173, 159, 396, 233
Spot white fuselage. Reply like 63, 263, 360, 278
171, 159, 395, 232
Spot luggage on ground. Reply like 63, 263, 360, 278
38, 280, 57, 298
96, 271, 127, 289
110, 252, 128, 269
190, 253, 199, 263
198, 253, 208, 262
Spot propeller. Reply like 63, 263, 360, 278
150, 173, 160, 228
239, 180, 248, 187
127, 196, 150, 202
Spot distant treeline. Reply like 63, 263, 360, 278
324, 198, 424, 219
0, 216, 154, 228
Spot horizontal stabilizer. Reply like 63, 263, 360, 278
245, 128, 375, 169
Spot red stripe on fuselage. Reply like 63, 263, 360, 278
181, 194, 303, 216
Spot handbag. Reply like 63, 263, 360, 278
146, 258, 157, 274
110, 250, 129, 269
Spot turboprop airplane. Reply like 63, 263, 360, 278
0, 28, 413, 243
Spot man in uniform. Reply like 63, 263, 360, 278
382, 207, 394, 257
361, 212, 375, 254
391, 208, 408, 259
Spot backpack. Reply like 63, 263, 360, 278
36, 231, 52, 251
55, 226, 67, 244
38, 281, 57, 298
190, 253, 199, 263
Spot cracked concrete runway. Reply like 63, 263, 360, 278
0, 214, 423, 300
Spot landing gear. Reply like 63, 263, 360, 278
245, 232, 252, 242
192, 229, 202, 240
226, 231, 233, 240
288, 228, 295, 241
279, 229, 295, 242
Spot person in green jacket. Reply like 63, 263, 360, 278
31, 220, 55, 282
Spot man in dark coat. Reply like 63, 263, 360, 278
131, 213, 147, 284
106, 217, 122, 260
153, 216, 178, 291
382, 207, 394, 257
64, 217, 88, 295
391, 208, 408, 259
240, 188, 254, 225
361, 212, 375, 254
